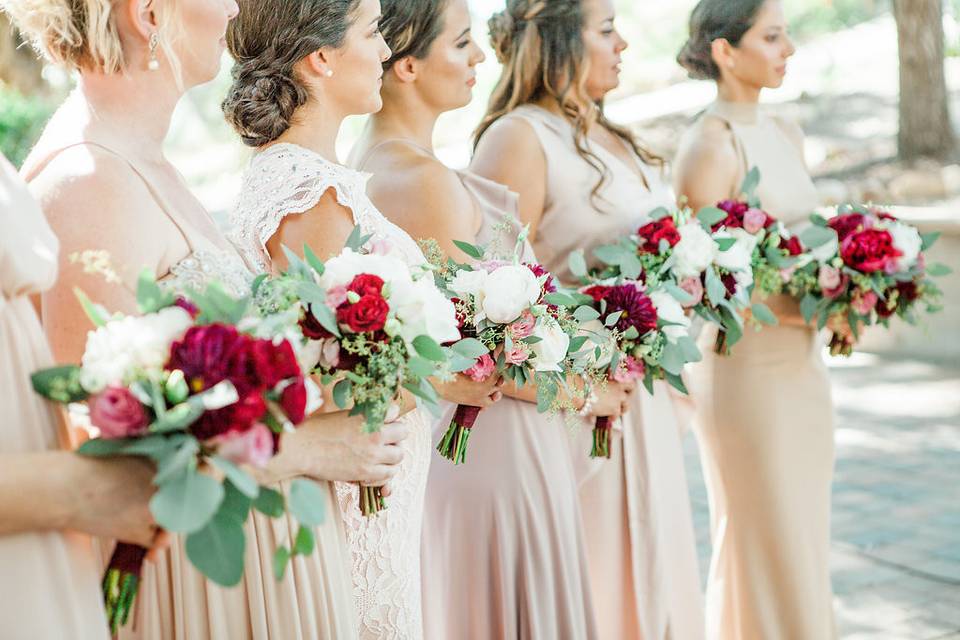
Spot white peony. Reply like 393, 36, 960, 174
713, 228, 758, 274
649, 290, 690, 344
480, 265, 541, 324
80, 306, 193, 392
673, 222, 719, 278
448, 268, 489, 309
319, 248, 411, 290
887, 222, 922, 269
391, 275, 461, 347
530, 315, 570, 372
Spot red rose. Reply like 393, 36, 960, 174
840, 228, 902, 273
780, 236, 803, 256
713, 199, 775, 232
348, 274, 385, 297
280, 377, 307, 424
636, 217, 681, 254
828, 213, 870, 241
300, 305, 333, 340
582, 285, 610, 302
337, 294, 389, 333
191, 393, 267, 440
242, 339, 301, 391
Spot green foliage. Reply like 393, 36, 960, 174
0, 85, 53, 168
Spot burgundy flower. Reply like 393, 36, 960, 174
582, 285, 610, 302
602, 284, 659, 336
896, 280, 920, 303
347, 274, 385, 297
828, 213, 871, 241
780, 236, 803, 256
191, 393, 267, 441
713, 199, 775, 232
840, 228, 902, 273
720, 272, 738, 297
300, 306, 333, 340
280, 377, 307, 424
636, 217, 681, 254
337, 294, 389, 333
526, 263, 557, 294
173, 297, 200, 318
167, 324, 245, 394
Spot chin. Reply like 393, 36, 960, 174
767, 76, 786, 89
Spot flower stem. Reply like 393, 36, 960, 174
360, 485, 386, 517
102, 543, 147, 634
436, 405, 482, 465
590, 416, 613, 459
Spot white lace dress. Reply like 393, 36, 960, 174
229, 142, 432, 640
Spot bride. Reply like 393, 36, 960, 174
224, 0, 500, 637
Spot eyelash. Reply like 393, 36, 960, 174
456, 40, 469, 49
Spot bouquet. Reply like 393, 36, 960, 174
426, 236, 575, 465
566, 279, 701, 459
31, 272, 325, 633
774, 206, 948, 356
255, 230, 461, 514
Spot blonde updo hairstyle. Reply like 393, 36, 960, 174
0, 0, 183, 78
477, 0, 661, 202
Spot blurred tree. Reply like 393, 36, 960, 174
894, 0, 955, 159
0, 13, 46, 96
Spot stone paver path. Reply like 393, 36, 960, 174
682, 353, 960, 639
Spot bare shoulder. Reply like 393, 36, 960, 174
29, 146, 175, 277
673, 116, 741, 210
474, 116, 542, 163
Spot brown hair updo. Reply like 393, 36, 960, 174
223, 0, 361, 148
379, 0, 448, 70
678, 0, 766, 81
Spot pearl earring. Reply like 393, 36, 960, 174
147, 32, 160, 71
324, 69, 334, 78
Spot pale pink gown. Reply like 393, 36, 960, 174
498, 104, 706, 640
0, 153, 110, 639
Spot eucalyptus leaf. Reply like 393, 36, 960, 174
740, 166, 761, 197
927, 263, 952, 277
185, 513, 246, 587
705, 267, 728, 307
799, 225, 838, 249
799, 294, 819, 324
920, 231, 941, 252
210, 456, 260, 499
659, 342, 685, 376
451, 338, 489, 359
344, 226, 373, 252
543, 292, 579, 307
452, 240, 485, 260
77, 437, 134, 457
574, 305, 601, 323
696, 206, 727, 228
30, 365, 88, 403
153, 437, 200, 485
715, 237, 737, 252
150, 469, 224, 533
289, 479, 327, 527
750, 302, 779, 327
136, 268, 175, 314
253, 487, 285, 518
333, 379, 353, 410
280, 245, 313, 279
294, 525, 316, 556
303, 244, 327, 275
413, 335, 446, 362
568, 250, 588, 279
274, 546, 292, 580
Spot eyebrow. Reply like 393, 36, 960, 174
456, 27, 470, 40
369, 14, 382, 26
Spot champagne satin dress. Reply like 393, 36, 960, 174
681, 100, 836, 639
0, 153, 109, 638
501, 104, 705, 640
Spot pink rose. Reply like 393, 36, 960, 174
612, 356, 645, 383
678, 277, 704, 308
478, 259, 509, 273
368, 239, 393, 256
818, 265, 848, 299
89, 386, 150, 439
510, 311, 536, 339
505, 347, 530, 366
464, 352, 496, 382
779, 265, 798, 283
213, 422, 274, 469
326, 285, 349, 309
743, 208, 768, 234
851, 290, 879, 316
319, 337, 341, 369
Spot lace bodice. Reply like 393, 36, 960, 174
163, 247, 253, 298
228, 142, 432, 640
228, 143, 427, 272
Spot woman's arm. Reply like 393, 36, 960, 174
470, 117, 548, 241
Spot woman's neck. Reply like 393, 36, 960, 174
276, 100, 345, 162
366, 90, 440, 153
76, 71, 182, 162
716, 80, 762, 105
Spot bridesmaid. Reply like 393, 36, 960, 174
471, 1, 705, 639
347, 0, 634, 636
0, 152, 159, 639
12, 0, 402, 637
673, 1, 840, 637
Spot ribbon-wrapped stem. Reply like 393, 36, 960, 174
102, 542, 148, 634
590, 415, 613, 459
436, 404, 483, 465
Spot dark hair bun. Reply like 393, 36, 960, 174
677, 38, 719, 81
222, 60, 308, 147
677, 0, 766, 82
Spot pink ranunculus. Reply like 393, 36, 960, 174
916, 253, 926, 273
464, 352, 496, 382
89, 386, 150, 439
505, 347, 530, 366
818, 265, 848, 299
213, 422, 274, 469
851, 290, 879, 316
367, 238, 393, 256
678, 277, 704, 308
743, 208, 768, 234
612, 356, 645, 383
510, 311, 537, 339
478, 259, 510, 273
326, 285, 349, 309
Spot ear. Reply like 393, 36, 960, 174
302, 49, 334, 79
711, 38, 736, 74
389, 55, 419, 84
126, 0, 158, 41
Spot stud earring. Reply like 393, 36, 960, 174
324, 69, 334, 78
147, 32, 160, 71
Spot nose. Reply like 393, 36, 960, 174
615, 31, 628, 54
472, 42, 486, 66
784, 34, 796, 57
379, 34, 392, 63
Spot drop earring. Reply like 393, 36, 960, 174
147, 32, 160, 71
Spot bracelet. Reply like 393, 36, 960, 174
577, 384, 598, 418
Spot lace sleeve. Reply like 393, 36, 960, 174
227, 143, 378, 273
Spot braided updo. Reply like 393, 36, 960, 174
677, 0, 766, 81
223, 0, 360, 148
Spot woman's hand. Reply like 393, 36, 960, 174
590, 379, 636, 418
433, 373, 504, 409
266, 412, 408, 489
